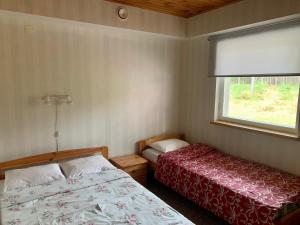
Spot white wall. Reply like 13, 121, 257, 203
0, 10, 184, 161
181, 0, 300, 175
0, 0, 186, 37
188, 0, 300, 37
1, 0, 300, 176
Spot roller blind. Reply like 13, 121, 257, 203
209, 20, 300, 77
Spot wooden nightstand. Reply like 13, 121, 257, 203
110, 154, 148, 185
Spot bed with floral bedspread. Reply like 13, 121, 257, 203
155, 144, 300, 225
0, 169, 193, 225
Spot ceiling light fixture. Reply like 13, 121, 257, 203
117, 7, 128, 20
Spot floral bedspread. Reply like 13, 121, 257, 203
1, 169, 193, 225
155, 144, 300, 225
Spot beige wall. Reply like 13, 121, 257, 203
181, 0, 300, 175
0, 0, 186, 37
0, 10, 184, 161
188, 0, 300, 37
1, 0, 300, 176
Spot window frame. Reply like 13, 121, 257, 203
215, 78, 300, 136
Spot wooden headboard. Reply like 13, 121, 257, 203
0, 146, 108, 180
137, 134, 185, 155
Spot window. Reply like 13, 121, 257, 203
209, 19, 300, 136
217, 77, 300, 134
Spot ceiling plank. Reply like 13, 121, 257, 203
105, 0, 241, 18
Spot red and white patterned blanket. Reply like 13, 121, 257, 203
155, 144, 300, 225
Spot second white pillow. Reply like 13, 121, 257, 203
60, 154, 115, 178
149, 139, 190, 153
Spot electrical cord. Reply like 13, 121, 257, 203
54, 103, 59, 152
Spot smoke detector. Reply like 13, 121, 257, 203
117, 7, 128, 20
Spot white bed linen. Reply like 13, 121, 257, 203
1, 169, 194, 225
4, 163, 65, 192
60, 154, 115, 178
149, 139, 190, 153
142, 148, 162, 163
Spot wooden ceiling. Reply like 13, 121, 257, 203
105, 0, 241, 18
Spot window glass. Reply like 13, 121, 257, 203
223, 77, 300, 128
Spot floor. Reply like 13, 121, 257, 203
146, 176, 229, 225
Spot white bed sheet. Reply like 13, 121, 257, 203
142, 148, 162, 163
1, 169, 193, 225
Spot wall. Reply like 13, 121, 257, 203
181, 0, 300, 175
188, 0, 300, 37
0, 10, 184, 161
0, 0, 186, 37
1, 0, 300, 176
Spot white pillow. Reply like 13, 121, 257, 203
60, 155, 115, 178
149, 139, 190, 153
4, 163, 65, 192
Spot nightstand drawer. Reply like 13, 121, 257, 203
124, 164, 147, 177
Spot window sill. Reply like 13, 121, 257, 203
210, 120, 299, 140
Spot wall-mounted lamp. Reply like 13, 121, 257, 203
41, 94, 73, 152
41, 95, 73, 105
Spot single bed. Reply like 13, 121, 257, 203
0, 147, 193, 225
138, 134, 300, 225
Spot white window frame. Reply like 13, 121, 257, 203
215, 77, 300, 136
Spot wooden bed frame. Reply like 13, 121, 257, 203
1, 143, 299, 225
137, 133, 185, 171
0, 146, 108, 180
137, 134, 300, 225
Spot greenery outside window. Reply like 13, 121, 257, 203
216, 77, 300, 135
209, 19, 300, 137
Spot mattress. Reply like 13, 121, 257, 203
142, 148, 162, 163
155, 143, 300, 225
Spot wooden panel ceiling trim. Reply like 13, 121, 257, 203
105, 0, 242, 18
